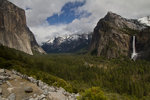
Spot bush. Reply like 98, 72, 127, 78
78, 87, 108, 100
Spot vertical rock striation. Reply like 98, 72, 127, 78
0, 0, 45, 55
89, 12, 148, 59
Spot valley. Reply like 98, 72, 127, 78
1, 46, 150, 100
0, 0, 150, 100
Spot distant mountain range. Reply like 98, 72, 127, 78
42, 33, 92, 53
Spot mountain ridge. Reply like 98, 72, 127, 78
42, 33, 92, 53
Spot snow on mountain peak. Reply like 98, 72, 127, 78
45, 33, 90, 45
138, 16, 150, 26
47, 38, 55, 44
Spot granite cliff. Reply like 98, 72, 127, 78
0, 0, 45, 55
90, 12, 150, 59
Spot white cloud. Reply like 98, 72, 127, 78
30, 24, 69, 44
9, 0, 70, 26
9, 0, 84, 27
9, 0, 150, 44
80, 0, 150, 19
30, 17, 94, 45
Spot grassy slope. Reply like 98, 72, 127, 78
0, 46, 150, 100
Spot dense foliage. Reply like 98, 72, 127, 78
0, 46, 150, 100
78, 87, 108, 100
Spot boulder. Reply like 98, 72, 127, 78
24, 87, 33, 93
38, 94, 46, 100
48, 92, 67, 100
0, 69, 5, 73
8, 93, 16, 100
27, 77, 37, 83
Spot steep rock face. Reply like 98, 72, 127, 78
42, 33, 92, 53
0, 0, 45, 55
136, 28, 150, 60
90, 12, 146, 58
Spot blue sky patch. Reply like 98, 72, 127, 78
25, 7, 31, 10
47, 0, 91, 25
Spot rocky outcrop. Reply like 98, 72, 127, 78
42, 33, 92, 53
90, 11, 149, 59
0, 68, 79, 100
0, 0, 45, 55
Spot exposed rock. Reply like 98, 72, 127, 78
136, 28, 150, 60
48, 92, 67, 100
90, 11, 149, 59
0, 69, 78, 100
57, 87, 65, 93
37, 94, 46, 100
8, 93, 16, 100
0, 0, 45, 55
27, 77, 37, 84
33, 94, 37, 98
6, 81, 12, 87
0, 71, 11, 83
0, 69, 5, 73
0, 76, 5, 80
0, 80, 3, 85
24, 87, 33, 93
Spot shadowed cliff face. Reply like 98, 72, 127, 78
136, 28, 150, 60
90, 12, 149, 59
0, 0, 45, 55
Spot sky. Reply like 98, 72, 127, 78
9, 0, 150, 45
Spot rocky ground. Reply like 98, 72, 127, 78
0, 69, 79, 100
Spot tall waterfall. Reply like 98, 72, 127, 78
131, 36, 137, 61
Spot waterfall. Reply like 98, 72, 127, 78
131, 36, 137, 61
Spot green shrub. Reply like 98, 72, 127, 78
78, 87, 108, 100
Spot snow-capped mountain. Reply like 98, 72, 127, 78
42, 33, 92, 53
46, 34, 89, 44
138, 16, 150, 26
